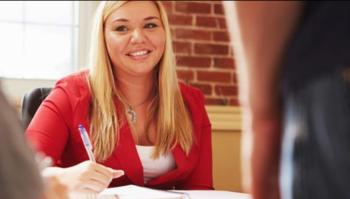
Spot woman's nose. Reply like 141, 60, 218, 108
130, 29, 146, 44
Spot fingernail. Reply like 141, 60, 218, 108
113, 170, 124, 178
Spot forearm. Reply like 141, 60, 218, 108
232, 1, 303, 109
224, 1, 303, 198
240, 101, 282, 198
250, 112, 282, 199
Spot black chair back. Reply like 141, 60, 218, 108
21, 87, 52, 128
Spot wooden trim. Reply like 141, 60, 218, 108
206, 105, 241, 131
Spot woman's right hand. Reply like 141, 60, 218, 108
42, 161, 124, 193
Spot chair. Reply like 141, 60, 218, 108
21, 87, 52, 128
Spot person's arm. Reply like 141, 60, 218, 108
223, 2, 303, 199
176, 91, 213, 190
179, 123, 213, 190
26, 82, 123, 193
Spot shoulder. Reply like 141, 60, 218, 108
56, 69, 89, 89
48, 69, 92, 112
43, 70, 92, 126
54, 69, 90, 98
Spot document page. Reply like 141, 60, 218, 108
99, 185, 185, 199
69, 185, 250, 199
176, 190, 250, 199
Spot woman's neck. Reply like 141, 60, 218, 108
116, 73, 155, 106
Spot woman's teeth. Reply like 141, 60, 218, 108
129, 50, 148, 56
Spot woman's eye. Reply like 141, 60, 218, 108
115, 26, 128, 32
144, 23, 157, 29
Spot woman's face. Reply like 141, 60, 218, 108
104, 1, 165, 78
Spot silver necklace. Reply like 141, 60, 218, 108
126, 106, 137, 124
125, 98, 149, 124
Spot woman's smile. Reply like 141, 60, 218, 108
126, 49, 152, 61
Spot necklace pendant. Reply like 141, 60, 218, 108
127, 108, 137, 123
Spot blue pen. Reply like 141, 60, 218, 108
78, 124, 96, 162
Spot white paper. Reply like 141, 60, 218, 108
69, 185, 251, 199
175, 190, 251, 199
99, 185, 184, 199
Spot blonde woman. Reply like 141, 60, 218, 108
27, 1, 213, 193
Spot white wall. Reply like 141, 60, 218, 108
1, 78, 55, 106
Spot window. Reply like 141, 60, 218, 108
0, 1, 79, 79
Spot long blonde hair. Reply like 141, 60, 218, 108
88, 1, 193, 161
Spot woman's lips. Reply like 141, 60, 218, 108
127, 50, 151, 60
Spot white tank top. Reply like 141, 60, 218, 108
135, 145, 176, 184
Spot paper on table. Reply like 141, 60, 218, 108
174, 190, 250, 199
99, 185, 185, 199
69, 185, 250, 199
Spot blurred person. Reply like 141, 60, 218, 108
0, 85, 68, 199
0, 85, 43, 199
224, 1, 350, 199
26, 1, 213, 193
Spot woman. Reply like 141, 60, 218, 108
27, 1, 213, 193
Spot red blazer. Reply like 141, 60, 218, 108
26, 71, 213, 190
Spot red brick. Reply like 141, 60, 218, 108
197, 71, 231, 83
218, 18, 227, 29
173, 41, 192, 54
205, 97, 230, 105
162, 1, 173, 14
164, 1, 239, 103
168, 14, 193, 26
175, 2, 211, 14
175, 28, 211, 41
213, 57, 235, 69
229, 98, 240, 106
196, 16, 217, 28
214, 4, 224, 15
232, 72, 238, 84
190, 83, 212, 95
176, 69, 194, 81
194, 43, 229, 55
176, 56, 211, 68
215, 85, 238, 96
213, 31, 230, 42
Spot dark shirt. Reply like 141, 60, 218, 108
279, 2, 350, 198
281, 1, 350, 93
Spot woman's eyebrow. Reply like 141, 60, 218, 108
112, 18, 129, 23
112, 16, 159, 23
144, 16, 160, 21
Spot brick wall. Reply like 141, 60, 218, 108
162, 1, 238, 106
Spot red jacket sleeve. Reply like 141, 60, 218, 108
177, 90, 214, 190
26, 82, 73, 164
